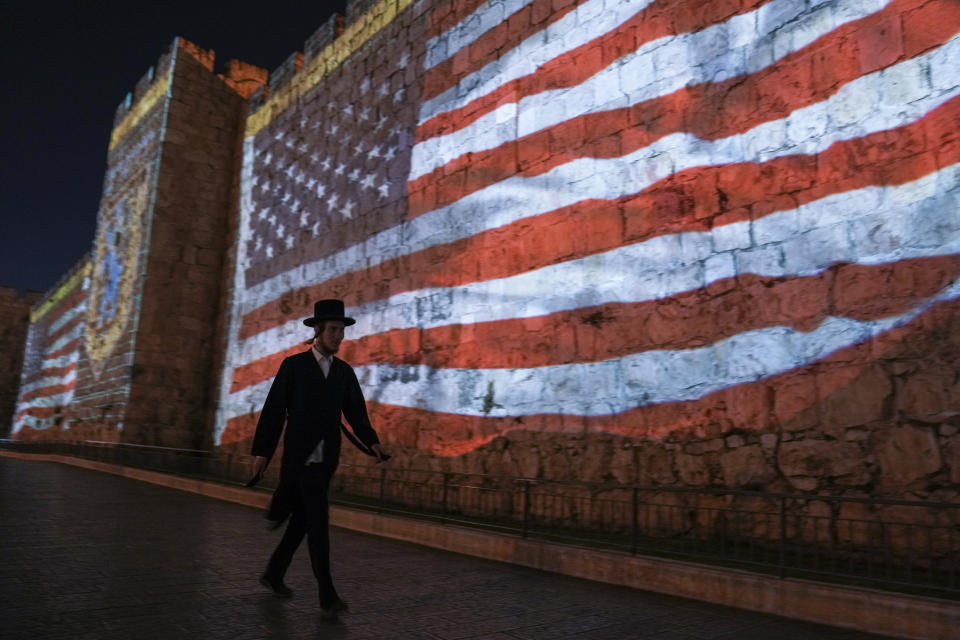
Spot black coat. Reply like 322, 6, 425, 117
251, 350, 380, 516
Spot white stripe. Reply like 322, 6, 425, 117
11, 415, 61, 433
229, 164, 960, 376
238, 47, 960, 318
43, 322, 84, 356
47, 301, 86, 335
15, 387, 75, 415
419, 0, 673, 123
412, 0, 893, 180
36, 351, 77, 371
223, 275, 960, 421
424, 0, 544, 70
18, 369, 77, 396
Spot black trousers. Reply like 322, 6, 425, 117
265, 462, 339, 606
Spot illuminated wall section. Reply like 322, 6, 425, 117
11, 258, 90, 439
63, 39, 258, 447
207, 0, 957, 497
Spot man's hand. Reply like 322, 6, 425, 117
370, 444, 390, 463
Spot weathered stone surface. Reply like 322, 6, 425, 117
674, 454, 709, 485
896, 371, 951, 421
820, 365, 892, 429
777, 440, 868, 489
720, 446, 777, 488
874, 425, 942, 488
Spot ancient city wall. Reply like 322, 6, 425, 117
10, 0, 960, 510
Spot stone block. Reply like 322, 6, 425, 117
874, 425, 942, 489
777, 439, 868, 489
720, 446, 777, 488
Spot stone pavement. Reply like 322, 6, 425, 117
0, 457, 895, 640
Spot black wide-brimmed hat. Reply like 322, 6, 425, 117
303, 299, 356, 327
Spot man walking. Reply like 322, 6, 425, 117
250, 299, 388, 620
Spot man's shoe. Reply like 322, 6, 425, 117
320, 599, 348, 621
259, 574, 293, 598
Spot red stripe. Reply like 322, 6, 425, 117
17, 380, 76, 404
10, 425, 67, 441
37, 289, 86, 328
230, 256, 960, 393
14, 404, 69, 423
23, 362, 77, 386
420, 0, 774, 135
221, 296, 960, 453
44, 338, 81, 361
408, 0, 959, 217
45, 314, 83, 345
428, 0, 495, 40
238, 94, 960, 342
422, 0, 590, 102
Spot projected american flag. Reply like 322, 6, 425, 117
12, 263, 89, 436
216, 0, 960, 454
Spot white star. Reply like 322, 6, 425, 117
285, 234, 294, 249
377, 181, 390, 199
312, 120, 322, 129
375, 116, 387, 131
358, 106, 370, 121
316, 183, 326, 198
276, 223, 285, 238
264, 152, 273, 165
294, 172, 305, 185
265, 245, 274, 258
254, 235, 262, 250
383, 147, 397, 161
320, 157, 331, 171
326, 192, 339, 209
252, 176, 260, 188
397, 51, 409, 69
366, 145, 381, 159
282, 192, 291, 204
360, 174, 376, 191
341, 200, 355, 219
378, 81, 390, 97
298, 143, 308, 154
341, 131, 352, 144
310, 152, 319, 164
306, 178, 316, 190
334, 163, 345, 176
343, 104, 353, 116
300, 117, 308, 129
328, 122, 339, 135
360, 77, 371, 93
267, 213, 277, 226
262, 179, 271, 192
272, 183, 282, 195
257, 208, 269, 220
274, 131, 284, 141
284, 138, 294, 149
291, 198, 301, 210
348, 167, 360, 181
393, 88, 406, 103
299, 210, 309, 226
353, 141, 365, 154
311, 221, 320, 236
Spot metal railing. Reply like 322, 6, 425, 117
2, 438, 957, 599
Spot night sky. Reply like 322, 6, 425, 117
1, 1, 346, 295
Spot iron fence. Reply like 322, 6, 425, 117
2, 438, 957, 599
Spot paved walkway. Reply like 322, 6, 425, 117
0, 457, 894, 640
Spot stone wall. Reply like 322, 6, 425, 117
0, 287, 42, 435
216, 0, 960, 507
